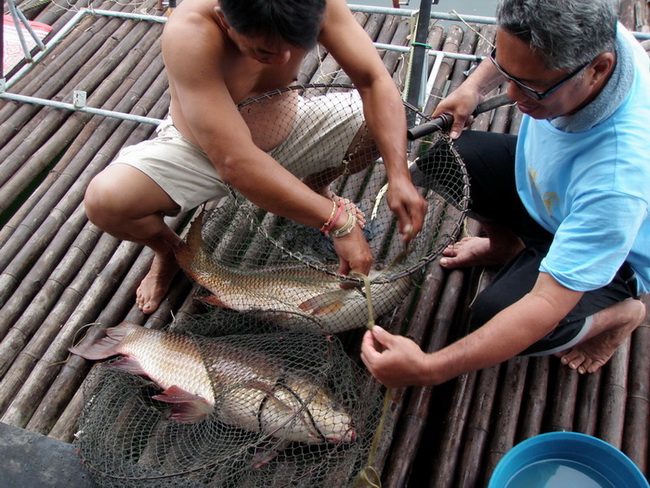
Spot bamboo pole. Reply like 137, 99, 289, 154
47, 250, 194, 442
381, 220, 482, 486
0, 46, 165, 251
455, 364, 501, 488
0, 205, 93, 349
0, 80, 161, 309
546, 363, 579, 432
517, 356, 549, 440
482, 356, 529, 485
427, 372, 477, 488
382, 268, 465, 488
575, 370, 601, 435
623, 317, 649, 475
0, 231, 125, 418
597, 338, 631, 448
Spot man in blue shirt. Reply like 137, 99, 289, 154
361, 0, 648, 387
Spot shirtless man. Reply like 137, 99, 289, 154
84, 0, 427, 313
361, 0, 648, 387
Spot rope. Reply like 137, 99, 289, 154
349, 270, 393, 488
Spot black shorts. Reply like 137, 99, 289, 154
417, 130, 640, 355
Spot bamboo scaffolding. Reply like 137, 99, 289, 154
0, 46, 165, 306
0, 73, 169, 286
0, 3, 647, 487
0, 2, 131, 132
0, 15, 162, 210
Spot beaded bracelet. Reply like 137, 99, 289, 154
330, 211, 357, 238
320, 201, 344, 236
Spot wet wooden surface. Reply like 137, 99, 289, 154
0, 0, 648, 486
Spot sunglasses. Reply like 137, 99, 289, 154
489, 48, 591, 100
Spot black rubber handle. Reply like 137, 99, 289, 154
407, 93, 512, 140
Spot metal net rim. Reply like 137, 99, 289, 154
233, 83, 470, 284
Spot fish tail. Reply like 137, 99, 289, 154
69, 321, 138, 360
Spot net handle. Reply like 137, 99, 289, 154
406, 92, 512, 140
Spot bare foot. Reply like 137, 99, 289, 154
323, 189, 366, 229
136, 250, 180, 314
557, 298, 645, 374
439, 236, 524, 269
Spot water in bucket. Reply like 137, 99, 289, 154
505, 458, 614, 488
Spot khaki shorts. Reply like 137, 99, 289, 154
110, 91, 365, 214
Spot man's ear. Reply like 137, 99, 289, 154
213, 7, 229, 29
588, 52, 616, 87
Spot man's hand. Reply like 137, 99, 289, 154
360, 326, 430, 387
332, 223, 373, 279
431, 85, 482, 140
386, 176, 428, 243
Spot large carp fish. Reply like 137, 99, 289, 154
70, 322, 356, 445
175, 212, 413, 333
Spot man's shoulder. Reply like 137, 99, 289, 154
165, 0, 220, 30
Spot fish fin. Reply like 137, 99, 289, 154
68, 322, 139, 360
298, 290, 347, 315
152, 385, 213, 423
197, 294, 231, 308
110, 356, 147, 375
251, 441, 290, 468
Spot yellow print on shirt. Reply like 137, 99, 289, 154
529, 168, 558, 216
543, 192, 559, 216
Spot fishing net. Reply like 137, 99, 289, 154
175, 83, 470, 332
74, 310, 390, 488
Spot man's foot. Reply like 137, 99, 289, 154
557, 298, 645, 374
439, 236, 524, 269
136, 251, 180, 314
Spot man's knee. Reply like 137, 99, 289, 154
84, 170, 124, 229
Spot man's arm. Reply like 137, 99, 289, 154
318, 0, 427, 241
361, 272, 584, 387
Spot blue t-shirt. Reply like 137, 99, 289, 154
515, 28, 650, 294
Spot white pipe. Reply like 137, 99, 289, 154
0, 92, 163, 125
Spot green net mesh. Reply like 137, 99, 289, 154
174, 84, 469, 333
74, 310, 390, 487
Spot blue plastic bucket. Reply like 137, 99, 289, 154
488, 432, 649, 488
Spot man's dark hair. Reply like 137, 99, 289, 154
220, 0, 327, 50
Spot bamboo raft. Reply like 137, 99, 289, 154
0, 0, 649, 486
